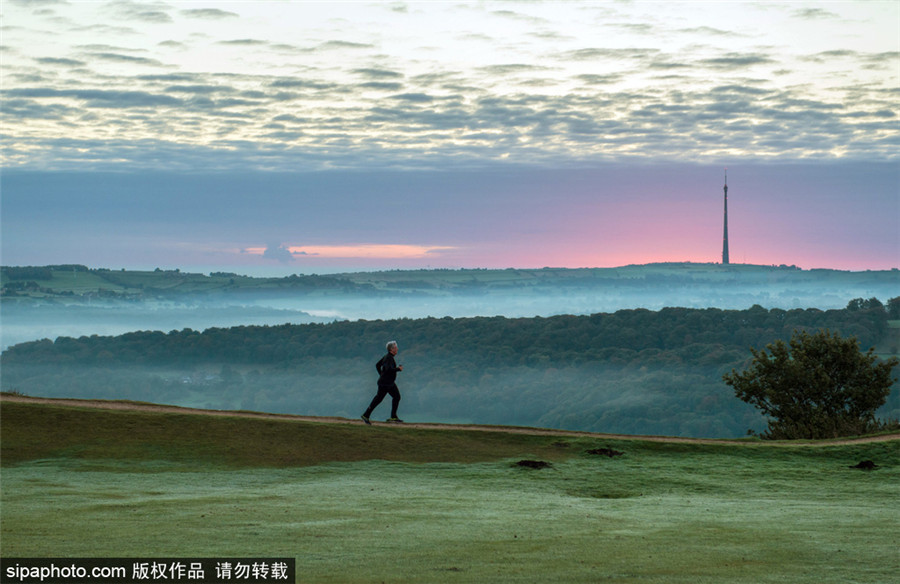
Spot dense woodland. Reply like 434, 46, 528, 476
3, 300, 897, 438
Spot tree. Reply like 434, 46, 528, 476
847, 297, 884, 311
723, 329, 898, 439
887, 296, 900, 320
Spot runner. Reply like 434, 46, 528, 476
361, 340, 403, 424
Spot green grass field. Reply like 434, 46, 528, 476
2, 399, 898, 583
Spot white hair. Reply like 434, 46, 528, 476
386, 340, 398, 351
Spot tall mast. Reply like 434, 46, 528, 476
722, 169, 730, 265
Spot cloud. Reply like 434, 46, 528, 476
803, 49, 857, 62
136, 72, 200, 82
75, 43, 144, 53
6, 75, 897, 172
793, 8, 839, 20
391, 92, 434, 103
352, 68, 404, 79
317, 40, 375, 51
217, 39, 269, 47
490, 9, 549, 25
108, 0, 173, 24
262, 244, 295, 263
89, 52, 169, 67
861, 51, 900, 71
72, 24, 138, 36
4, 67, 897, 171
846, 109, 895, 119
699, 53, 775, 69
2, 1, 897, 172
182, 8, 239, 20
269, 78, 336, 90
241, 243, 456, 261
360, 81, 404, 91
574, 73, 623, 85
286, 244, 456, 259
677, 26, 732, 37
478, 63, 554, 75
5, 88, 183, 108
35, 57, 86, 67
609, 22, 656, 35
1, 98, 77, 120
6, 0, 66, 5
272, 114, 306, 123
269, 43, 304, 54
164, 84, 236, 95
557, 47, 661, 62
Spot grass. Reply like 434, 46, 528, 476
2, 400, 899, 583
0, 402, 572, 468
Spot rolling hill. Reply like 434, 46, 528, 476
1, 395, 898, 583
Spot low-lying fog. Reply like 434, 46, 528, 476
3, 276, 896, 351
5, 278, 898, 438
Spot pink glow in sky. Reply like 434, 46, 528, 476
3, 163, 896, 274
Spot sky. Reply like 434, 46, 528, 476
1, 0, 898, 274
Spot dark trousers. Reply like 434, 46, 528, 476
365, 383, 401, 418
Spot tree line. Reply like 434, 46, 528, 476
3, 302, 893, 369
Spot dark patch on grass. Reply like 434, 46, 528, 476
849, 460, 878, 470
585, 490, 636, 499
587, 447, 624, 457
515, 460, 552, 469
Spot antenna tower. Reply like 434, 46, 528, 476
722, 169, 730, 265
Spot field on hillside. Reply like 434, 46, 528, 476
2, 399, 898, 583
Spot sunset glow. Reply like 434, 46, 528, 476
242, 244, 457, 261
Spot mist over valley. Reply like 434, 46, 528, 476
3, 263, 898, 439
3, 263, 898, 349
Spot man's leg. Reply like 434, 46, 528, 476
364, 385, 389, 418
387, 384, 401, 419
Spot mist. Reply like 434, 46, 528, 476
0, 302, 333, 351
0, 361, 769, 438
4, 264, 897, 351
6, 357, 897, 439
4, 290, 898, 438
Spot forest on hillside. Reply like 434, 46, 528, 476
3, 301, 897, 438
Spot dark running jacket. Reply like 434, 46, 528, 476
376, 353, 401, 386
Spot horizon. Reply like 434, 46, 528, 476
1, 2, 898, 272
3, 260, 897, 280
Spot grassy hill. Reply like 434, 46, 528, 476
2, 397, 898, 583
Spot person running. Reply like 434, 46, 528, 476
361, 340, 404, 424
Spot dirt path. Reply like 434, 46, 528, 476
3, 394, 899, 446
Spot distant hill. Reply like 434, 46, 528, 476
3, 262, 899, 306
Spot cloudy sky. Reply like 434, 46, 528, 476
2, 0, 898, 273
